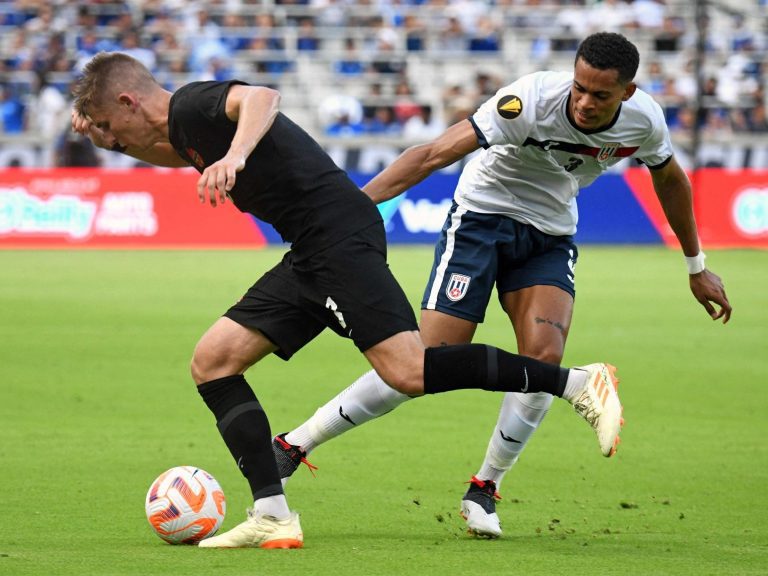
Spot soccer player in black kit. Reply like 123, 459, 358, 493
72, 52, 623, 549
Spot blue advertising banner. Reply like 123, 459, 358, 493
332, 172, 662, 245
252, 172, 663, 246
252, 168, 768, 249
251, 171, 460, 246
574, 174, 662, 244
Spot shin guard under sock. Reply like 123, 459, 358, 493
423, 344, 568, 397
198, 374, 282, 500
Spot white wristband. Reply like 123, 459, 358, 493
685, 252, 706, 274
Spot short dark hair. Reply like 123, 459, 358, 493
575, 32, 640, 84
73, 52, 157, 116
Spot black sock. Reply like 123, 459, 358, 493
423, 344, 568, 397
197, 374, 282, 500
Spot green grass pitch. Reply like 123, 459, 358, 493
1, 246, 766, 576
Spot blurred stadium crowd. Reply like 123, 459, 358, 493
0, 0, 766, 166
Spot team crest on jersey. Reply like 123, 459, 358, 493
496, 95, 523, 120
597, 143, 620, 162
445, 273, 471, 302
186, 147, 205, 168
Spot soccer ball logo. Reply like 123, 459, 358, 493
145, 466, 226, 544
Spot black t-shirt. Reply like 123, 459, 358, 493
168, 80, 381, 258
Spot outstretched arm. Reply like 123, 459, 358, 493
196, 84, 280, 207
650, 156, 732, 323
363, 119, 480, 204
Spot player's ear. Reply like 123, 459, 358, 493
622, 82, 637, 101
117, 92, 137, 110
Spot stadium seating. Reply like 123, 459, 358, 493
0, 0, 765, 164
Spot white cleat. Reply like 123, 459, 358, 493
198, 509, 303, 549
571, 363, 623, 457
461, 500, 502, 539
460, 477, 502, 539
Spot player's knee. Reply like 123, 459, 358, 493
377, 366, 423, 396
190, 348, 208, 385
365, 336, 426, 395
190, 341, 225, 385
522, 346, 563, 366
384, 376, 421, 396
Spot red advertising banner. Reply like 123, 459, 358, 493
0, 168, 266, 248
1, 167, 766, 249
625, 168, 768, 249
694, 170, 768, 248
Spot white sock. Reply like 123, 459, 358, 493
562, 368, 588, 402
473, 391, 553, 491
284, 369, 410, 454
253, 494, 290, 520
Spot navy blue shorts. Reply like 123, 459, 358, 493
421, 202, 578, 323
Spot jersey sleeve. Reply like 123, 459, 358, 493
470, 75, 539, 149
634, 98, 674, 169
174, 80, 247, 125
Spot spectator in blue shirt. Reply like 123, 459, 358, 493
334, 38, 366, 75
296, 18, 321, 51
0, 84, 26, 134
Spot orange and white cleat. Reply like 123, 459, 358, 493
198, 509, 303, 549
571, 363, 623, 457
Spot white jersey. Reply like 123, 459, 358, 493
459, 70, 673, 236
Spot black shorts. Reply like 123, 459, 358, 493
225, 223, 419, 360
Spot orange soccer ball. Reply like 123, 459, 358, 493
145, 466, 226, 545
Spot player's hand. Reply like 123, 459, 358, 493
196, 154, 245, 207
71, 109, 91, 135
689, 269, 732, 323
70, 109, 118, 150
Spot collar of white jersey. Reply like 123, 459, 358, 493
564, 94, 623, 135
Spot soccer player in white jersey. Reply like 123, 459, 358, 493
274, 32, 732, 538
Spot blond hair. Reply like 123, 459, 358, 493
73, 52, 158, 116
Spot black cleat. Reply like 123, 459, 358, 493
272, 433, 317, 480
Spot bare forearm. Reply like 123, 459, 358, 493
651, 159, 701, 255
363, 120, 480, 204
656, 184, 700, 255
226, 87, 280, 165
195, 86, 280, 206
363, 144, 436, 203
